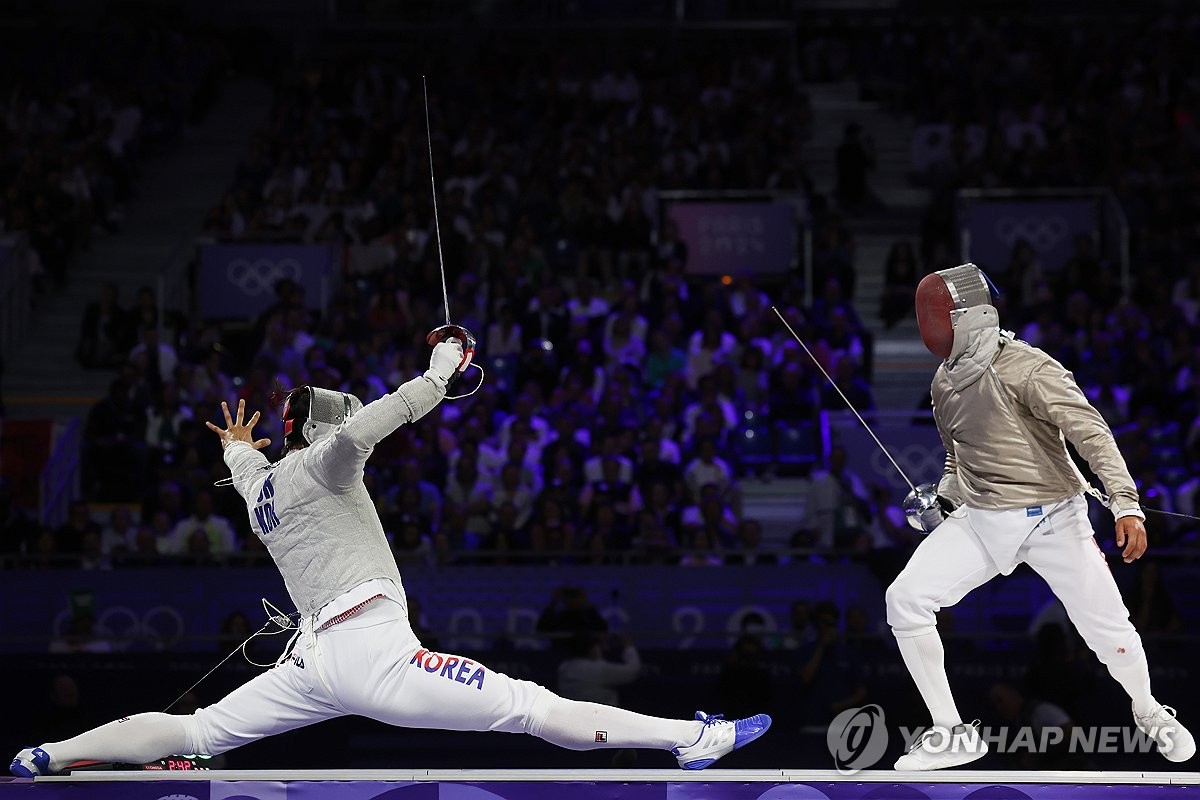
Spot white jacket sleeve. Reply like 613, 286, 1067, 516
310, 374, 446, 491
223, 441, 270, 500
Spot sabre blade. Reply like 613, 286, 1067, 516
422, 75, 450, 326
769, 305, 916, 492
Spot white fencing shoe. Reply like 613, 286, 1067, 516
894, 721, 988, 771
672, 711, 772, 770
1134, 704, 1196, 763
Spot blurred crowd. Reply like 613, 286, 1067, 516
0, 22, 227, 293
4, 9, 1200, 575
4, 37, 889, 570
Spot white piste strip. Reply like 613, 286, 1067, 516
37, 768, 1200, 784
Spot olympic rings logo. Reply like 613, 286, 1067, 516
871, 445, 944, 488
225, 257, 303, 296
993, 215, 1070, 252
54, 605, 186, 650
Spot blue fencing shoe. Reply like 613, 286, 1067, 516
10, 747, 51, 778
672, 711, 772, 770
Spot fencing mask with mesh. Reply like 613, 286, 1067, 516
915, 263, 997, 360
282, 386, 363, 448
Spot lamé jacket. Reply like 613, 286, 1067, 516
932, 330, 1142, 519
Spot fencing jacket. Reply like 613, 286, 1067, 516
932, 333, 1142, 519
223, 373, 445, 619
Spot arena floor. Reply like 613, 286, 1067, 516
4, 769, 1200, 799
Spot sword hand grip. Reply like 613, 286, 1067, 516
426, 324, 476, 377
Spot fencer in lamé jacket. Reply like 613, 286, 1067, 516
931, 332, 1142, 518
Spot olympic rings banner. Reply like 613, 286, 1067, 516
197, 244, 335, 318
959, 198, 1097, 273
0, 565, 885, 654
825, 411, 946, 492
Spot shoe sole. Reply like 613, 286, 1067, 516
895, 745, 988, 771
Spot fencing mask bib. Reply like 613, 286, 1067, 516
283, 386, 363, 447
915, 263, 996, 360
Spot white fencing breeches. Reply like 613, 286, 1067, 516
887, 494, 1147, 679
42, 592, 701, 766
183, 597, 554, 756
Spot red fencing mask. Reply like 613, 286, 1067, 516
915, 264, 994, 359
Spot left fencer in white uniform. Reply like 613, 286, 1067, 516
889, 264, 1194, 770
12, 338, 770, 777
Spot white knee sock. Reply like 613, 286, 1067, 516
42, 713, 188, 771
1106, 646, 1157, 717
534, 697, 701, 751
895, 628, 963, 728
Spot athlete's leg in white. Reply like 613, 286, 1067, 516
32, 630, 343, 770
322, 599, 701, 751
1020, 497, 1155, 713
886, 511, 1000, 728
1022, 497, 1195, 762
36, 713, 189, 772
183, 633, 346, 757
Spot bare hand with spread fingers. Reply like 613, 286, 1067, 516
205, 399, 271, 451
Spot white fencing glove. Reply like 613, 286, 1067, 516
425, 337, 465, 389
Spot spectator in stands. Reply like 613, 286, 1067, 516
819, 357, 874, 413
536, 585, 608, 653
83, 379, 146, 501
145, 383, 194, 458
557, 634, 642, 707
603, 311, 647, 371
797, 600, 867, 724
54, 501, 101, 557
77, 283, 130, 368
821, 307, 866, 369
808, 445, 872, 550
164, 490, 237, 556
99, 507, 137, 556
725, 519, 776, 566
682, 439, 735, 504
644, 329, 687, 391
392, 515, 436, 569
780, 600, 817, 650
444, 455, 492, 552
685, 310, 738, 390
528, 497, 577, 562
682, 375, 739, 445
988, 682, 1081, 769
489, 462, 537, 531
679, 526, 724, 567
129, 326, 179, 388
